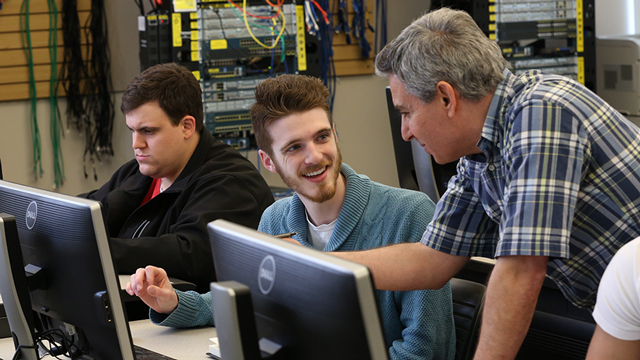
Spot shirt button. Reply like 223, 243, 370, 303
488, 164, 495, 171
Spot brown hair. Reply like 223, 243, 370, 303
121, 63, 204, 133
251, 74, 332, 155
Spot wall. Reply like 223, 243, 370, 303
0, 0, 431, 195
595, 0, 640, 36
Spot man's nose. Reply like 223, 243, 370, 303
132, 133, 145, 149
305, 143, 324, 164
401, 118, 413, 142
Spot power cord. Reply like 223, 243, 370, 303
83, 0, 115, 180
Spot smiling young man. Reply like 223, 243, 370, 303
126, 75, 456, 360
82, 63, 274, 292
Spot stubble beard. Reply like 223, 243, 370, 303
277, 150, 342, 203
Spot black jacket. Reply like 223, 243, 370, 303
82, 130, 274, 291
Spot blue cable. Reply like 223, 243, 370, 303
308, 1, 321, 40
305, 0, 335, 111
335, 0, 350, 44
351, 0, 371, 58
375, 0, 387, 53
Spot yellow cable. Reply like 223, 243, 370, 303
242, 0, 285, 49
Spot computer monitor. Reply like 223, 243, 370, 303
0, 180, 135, 360
386, 87, 458, 202
208, 219, 389, 360
0, 214, 38, 360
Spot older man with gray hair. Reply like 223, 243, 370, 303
333, 7, 640, 360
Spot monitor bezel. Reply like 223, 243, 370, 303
208, 219, 389, 360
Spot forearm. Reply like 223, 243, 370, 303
150, 290, 214, 328
586, 326, 640, 359
474, 255, 548, 360
333, 242, 469, 291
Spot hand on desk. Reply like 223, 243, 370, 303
126, 266, 179, 315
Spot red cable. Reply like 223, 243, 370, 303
310, 0, 329, 24
266, 0, 285, 7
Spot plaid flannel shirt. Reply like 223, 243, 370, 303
422, 70, 640, 309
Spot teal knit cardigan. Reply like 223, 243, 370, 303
151, 164, 456, 360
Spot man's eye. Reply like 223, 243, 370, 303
287, 145, 300, 152
318, 134, 328, 141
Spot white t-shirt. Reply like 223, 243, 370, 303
592, 237, 640, 341
306, 211, 337, 250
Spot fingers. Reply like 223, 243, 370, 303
125, 266, 172, 296
144, 283, 180, 314
124, 266, 178, 314
145, 265, 169, 287
146, 284, 171, 298
126, 281, 135, 296
127, 267, 147, 296
128, 266, 167, 296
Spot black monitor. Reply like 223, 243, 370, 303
0, 214, 38, 360
386, 87, 458, 202
0, 180, 135, 360
208, 219, 389, 360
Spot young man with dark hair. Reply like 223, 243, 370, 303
83, 63, 274, 292
127, 74, 456, 360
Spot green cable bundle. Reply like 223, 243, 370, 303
20, 0, 43, 181
20, 0, 65, 188
49, 0, 65, 189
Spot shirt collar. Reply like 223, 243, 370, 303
474, 69, 517, 158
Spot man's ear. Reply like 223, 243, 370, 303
436, 81, 458, 118
258, 149, 278, 174
181, 115, 197, 139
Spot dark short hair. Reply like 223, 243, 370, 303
121, 63, 204, 133
251, 74, 332, 156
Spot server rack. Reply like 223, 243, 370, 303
138, 0, 321, 150
432, 0, 596, 91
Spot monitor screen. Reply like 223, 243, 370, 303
208, 219, 389, 360
0, 180, 135, 360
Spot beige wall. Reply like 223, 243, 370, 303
0, 96, 133, 195
0, 0, 430, 195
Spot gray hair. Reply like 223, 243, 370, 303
375, 7, 509, 103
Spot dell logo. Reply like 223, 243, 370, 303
25, 201, 37, 230
258, 255, 276, 295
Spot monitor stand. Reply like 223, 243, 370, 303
0, 214, 38, 360
210, 281, 283, 360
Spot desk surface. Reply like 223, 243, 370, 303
0, 319, 218, 360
